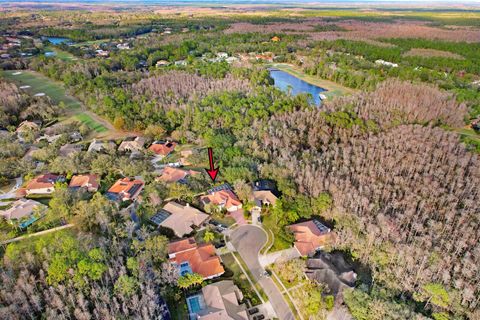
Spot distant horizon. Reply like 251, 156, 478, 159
1, 0, 480, 6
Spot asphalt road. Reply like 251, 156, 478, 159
231, 225, 295, 320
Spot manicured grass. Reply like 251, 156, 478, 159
1, 70, 80, 110
261, 213, 294, 253
70, 39, 109, 47
76, 113, 108, 133
221, 253, 262, 306
44, 46, 77, 61
269, 63, 357, 99
260, 228, 274, 255
1, 70, 108, 134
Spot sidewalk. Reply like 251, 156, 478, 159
1, 224, 74, 245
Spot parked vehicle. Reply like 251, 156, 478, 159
248, 308, 259, 315
253, 315, 265, 320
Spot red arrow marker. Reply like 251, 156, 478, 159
206, 147, 219, 182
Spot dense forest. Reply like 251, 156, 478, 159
250, 81, 479, 319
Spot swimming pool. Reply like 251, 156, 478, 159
187, 294, 206, 319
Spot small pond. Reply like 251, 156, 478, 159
43, 37, 72, 45
269, 68, 327, 105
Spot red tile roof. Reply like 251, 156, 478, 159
168, 237, 197, 253
156, 167, 199, 183
148, 141, 177, 156
69, 174, 99, 191
25, 174, 60, 191
288, 220, 334, 256
168, 238, 224, 279
107, 177, 144, 201
200, 190, 241, 211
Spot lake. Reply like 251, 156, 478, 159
269, 68, 326, 105
43, 37, 72, 45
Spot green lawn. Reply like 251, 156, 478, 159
75, 113, 108, 133
261, 213, 294, 253
1, 70, 81, 110
1, 70, 108, 133
44, 46, 77, 61
268, 63, 356, 99
70, 39, 109, 47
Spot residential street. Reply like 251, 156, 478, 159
230, 225, 295, 320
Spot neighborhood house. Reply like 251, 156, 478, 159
288, 220, 334, 256
25, 173, 63, 195
0, 198, 46, 221
156, 167, 199, 184
200, 184, 242, 212
186, 280, 248, 320
153, 202, 209, 237
59, 144, 83, 157
106, 177, 144, 201
149, 141, 177, 157
168, 238, 224, 279
118, 136, 146, 153
69, 174, 100, 192
88, 139, 116, 153
16, 120, 40, 133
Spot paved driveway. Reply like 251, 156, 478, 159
231, 225, 295, 320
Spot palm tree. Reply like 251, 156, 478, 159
203, 230, 215, 243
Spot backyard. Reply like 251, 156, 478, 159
269, 259, 334, 319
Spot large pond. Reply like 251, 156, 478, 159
42, 37, 72, 45
269, 68, 326, 105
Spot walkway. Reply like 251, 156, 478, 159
1, 224, 75, 245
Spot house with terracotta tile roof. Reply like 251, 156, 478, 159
156, 167, 199, 184
200, 184, 242, 213
156, 202, 209, 237
148, 140, 177, 157
288, 220, 334, 257
105, 177, 144, 202
25, 173, 63, 195
186, 280, 248, 320
69, 174, 99, 192
168, 238, 224, 280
